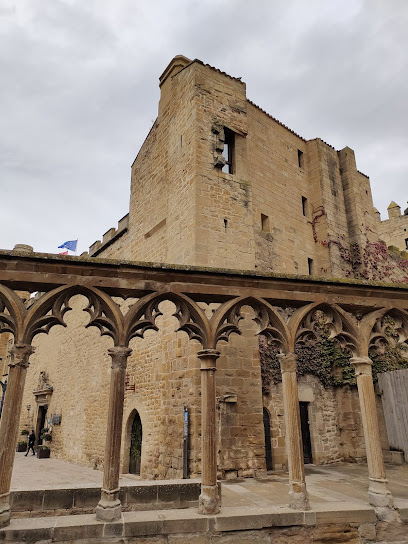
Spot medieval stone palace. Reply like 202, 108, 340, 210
1, 56, 407, 530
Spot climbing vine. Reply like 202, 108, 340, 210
310, 205, 408, 283
259, 332, 353, 394
259, 316, 408, 393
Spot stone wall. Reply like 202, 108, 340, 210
377, 201, 408, 252
19, 296, 112, 467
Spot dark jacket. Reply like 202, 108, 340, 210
28, 432, 35, 446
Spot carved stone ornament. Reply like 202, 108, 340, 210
108, 347, 132, 370
350, 357, 373, 377
277, 352, 297, 373
295, 306, 358, 355
35, 371, 53, 392
369, 312, 408, 355
9, 344, 35, 369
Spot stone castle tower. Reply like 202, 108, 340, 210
84, 55, 381, 279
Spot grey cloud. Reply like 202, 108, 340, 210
0, 0, 407, 254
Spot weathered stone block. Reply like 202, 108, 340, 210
42, 489, 74, 511
9, 490, 43, 512
212, 530, 271, 543
53, 514, 104, 541
127, 485, 158, 506
312, 525, 359, 544
73, 488, 101, 509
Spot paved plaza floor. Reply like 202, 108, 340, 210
11, 452, 408, 510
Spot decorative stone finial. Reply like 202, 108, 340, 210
13, 244, 33, 253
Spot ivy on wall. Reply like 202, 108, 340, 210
259, 334, 353, 394
259, 315, 408, 393
308, 205, 408, 283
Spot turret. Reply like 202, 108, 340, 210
387, 201, 401, 220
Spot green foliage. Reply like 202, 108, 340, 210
21, 429, 29, 436
370, 345, 408, 382
260, 323, 408, 392
259, 334, 354, 393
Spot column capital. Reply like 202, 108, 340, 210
350, 356, 372, 377
108, 346, 132, 369
197, 349, 220, 370
277, 352, 297, 373
9, 344, 35, 369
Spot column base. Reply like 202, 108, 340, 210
198, 484, 220, 515
0, 496, 11, 529
95, 499, 122, 522
0, 511, 10, 530
368, 490, 399, 522
289, 483, 310, 511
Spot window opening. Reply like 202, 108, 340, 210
222, 128, 235, 174
224, 218, 228, 232
261, 214, 270, 233
263, 408, 273, 471
405, 238, 408, 250
299, 402, 313, 464
298, 149, 304, 168
302, 196, 308, 217
308, 258, 314, 275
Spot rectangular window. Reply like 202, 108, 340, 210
298, 149, 304, 168
222, 128, 235, 174
261, 213, 270, 232
302, 196, 308, 217
405, 238, 408, 249
308, 258, 314, 275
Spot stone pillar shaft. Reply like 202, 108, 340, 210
350, 357, 396, 519
0, 344, 34, 529
95, 346, 132, 522
197, 349, 220, 515
278, 352, 309, 510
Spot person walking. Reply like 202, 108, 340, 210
25, 430, 36, 456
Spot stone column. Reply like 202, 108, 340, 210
96, 346, 132, 522
197, 348, 220, 515
350, 357, 397, 521
0, 343, 34, 529
278, 352, 309, 510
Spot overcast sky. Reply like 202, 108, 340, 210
1, 0, 407, 255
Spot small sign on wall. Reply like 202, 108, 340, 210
51, 413, 62, 425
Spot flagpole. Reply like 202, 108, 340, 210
75, 239, 78, 256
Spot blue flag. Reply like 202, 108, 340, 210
58, 240, 77, 252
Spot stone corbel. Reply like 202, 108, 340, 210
212, 123, 226, 169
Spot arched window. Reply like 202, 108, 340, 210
129, 411, 142, 475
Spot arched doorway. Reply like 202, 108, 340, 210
263, 407, 273, 471
129, 411, 142, 475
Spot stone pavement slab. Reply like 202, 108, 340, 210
10, 454, 408, 512
11, 452, 136, 490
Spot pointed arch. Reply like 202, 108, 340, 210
0, 284, 26, 342
289, 302, 359, 355
124, 291, 211, 348
21, 285, 125, 345
210, 296, 290, 351
366, 307, 408, 357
